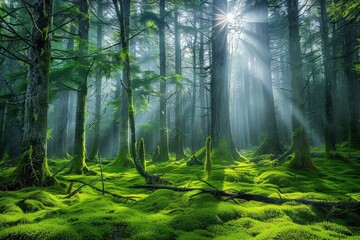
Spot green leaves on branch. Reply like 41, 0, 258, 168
329, 0, 360, 21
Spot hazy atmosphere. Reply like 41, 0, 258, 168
0, 0, 359, 239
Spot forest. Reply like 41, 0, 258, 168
0, 0, 359, 239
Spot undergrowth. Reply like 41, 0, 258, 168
0, 148, 359, 239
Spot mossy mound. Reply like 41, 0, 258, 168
0, 147, 360, 239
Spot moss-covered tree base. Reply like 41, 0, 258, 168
253, 134, 284, 156
107, 150, 134, 171
67, 155, 89, 175
211, 140, 247, 164
289, 128, 316, 171
11, 149, 56, 189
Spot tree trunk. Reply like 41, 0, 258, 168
253, 0, 283, 155
198, 11, 207, 145
190, 8, 198, 153
113, 0, 166, 184
14, 0, 54, 187
90, 0, 104, 161
285, 0, 314, 170
319, 0, 336, 157
344, 21, 360, 149
158, 0, 169, 162
111, 0, 133, 168
211, 0, 244, 161
68, 0, 90, 174
174, 9, 185, 159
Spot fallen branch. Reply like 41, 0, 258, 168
130, 183, 360, 210
61, 178, 138, 203
51, 155, 78, 177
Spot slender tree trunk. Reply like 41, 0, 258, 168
344, 22, 360, 149
174, 10, 185, 159
285, 0, 314, 170
319, 0, 336, 157
191, 10, 198, 152
198, 12, 206, 145
68, 0, 90, 174
158, 0, 169, 161
114, 0, 165, 183
15, 0, 54, 187
90, 0, 104, 161
254, 0, 282, 155
211, 0, 243, 161
111, 0, 133, 168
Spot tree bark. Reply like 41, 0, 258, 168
158, 0, 169, 162
319, 0, 336, 157
253, 0, 283, 155
68, 0, 90, 174
198, 11, 207, 145
211, 0, 243, 161
285, 0, 314, 170
344, 21, 360, 149
15, 0, 54, 187
113, 0, 167, 184
174, 9, 185, 159
90, 0, 104, 161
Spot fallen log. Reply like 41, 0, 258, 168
130, 182, 360, 211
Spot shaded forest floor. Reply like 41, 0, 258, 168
1, 147, 360, 239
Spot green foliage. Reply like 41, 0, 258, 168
329, 0, 360, 21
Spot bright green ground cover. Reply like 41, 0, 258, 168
0, 148, 360, 239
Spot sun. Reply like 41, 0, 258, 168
226, 13, 235, 23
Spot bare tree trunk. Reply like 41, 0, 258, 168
68, 0, 90, 174
253, 0, 283, 155
174, 9, 185, 159
15, 0, 54, 187
211, 0, 244, 161
90, 0, 104, 161
198, 11, 207, 145
283, 0, 314, 170
158, 0, 169, 161
319, 0, 336, 157
344, 21, 360, 149
113, 0, 166, 184
191, 10, 198, 153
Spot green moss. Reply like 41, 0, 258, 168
255, 226, 331, 240
254, 170, 294, 187
171, 210, 223, 231
211, 140, 235, 164
0, 222, 80, 240
1, 150, 360, 239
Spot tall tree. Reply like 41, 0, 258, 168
110, 0, 133, 168
281, 0, 315, 170
158, 0, 169, 161
90, 0, 104, 161
211, 0, 243, 160
344, 21, 360, 149
14, 0, 55, 187
253, 0, 283, 155
114, 0, 165, 183
68, 0, 90, 174
319, 0, 336, 156
174, 9, 185, 159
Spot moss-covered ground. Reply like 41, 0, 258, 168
0, 148, 360, 239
